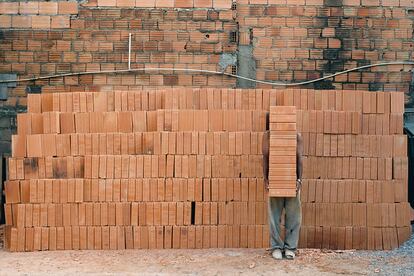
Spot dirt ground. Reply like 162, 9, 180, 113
0, 244, 412, 276
0, 226, 413, 275
0, 248, 367, 275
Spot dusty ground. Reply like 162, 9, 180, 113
0, 227, 413, 275
0, 248, 370, 275
0, 245, 413, 275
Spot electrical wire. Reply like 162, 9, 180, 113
1, 61, 413, 86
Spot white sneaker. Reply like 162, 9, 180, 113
271, 249, 283, 260
285, 249, 295, 260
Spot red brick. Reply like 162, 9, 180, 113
136, 0, 156, 7
98, 0, 117, 7
343, 0, 361, 5
156, 0, 175, 7
117, 0, 135, 6
174, 0, 193, 8
0, 2, 19, 14
39, 2, 58, 15
12, 135, 26, 158
19, 2, 39, 14
83, 0, 98, 6
305, 0, 325, 4
0, 15, 12, 28
12, 16, 32, 28
194, 0, 212, 7
58, 2, 79, 14
32, 16, 51, 29
328, 38, 341, 48
51, 16, 70, 29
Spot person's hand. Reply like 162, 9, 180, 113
296, 179, 302, 191
264, 179, 269, 190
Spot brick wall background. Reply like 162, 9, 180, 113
237, 0, 414, 93
0, 0, 414, 155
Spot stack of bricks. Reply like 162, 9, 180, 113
268, 106, 297, 197
4, 88, 269, 251
4, 88, 412, 251
295, 89, 412, 250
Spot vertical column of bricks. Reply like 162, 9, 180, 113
268, 106, 297, 197
295, 89, 411, 250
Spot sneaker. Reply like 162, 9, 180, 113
285, 249, 295, 260
271, 249, 283, 260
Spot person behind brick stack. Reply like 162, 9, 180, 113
262, 112, 303, 260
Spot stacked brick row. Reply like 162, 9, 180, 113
295, 89, 411, 250
4, 88, 412, 251
1, 1, 413, 157
268, 106, 297, 197
4, 89, 269, 251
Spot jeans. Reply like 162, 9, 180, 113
268, 192, 302, 251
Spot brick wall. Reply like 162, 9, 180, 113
0, 0, 413, 155
0, 1, 237, 155
0, 1, 237, 92
237, 0, 414, 94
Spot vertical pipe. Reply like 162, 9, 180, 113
128, 33, 132, 70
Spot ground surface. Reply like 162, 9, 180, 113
0, 227, 413, 275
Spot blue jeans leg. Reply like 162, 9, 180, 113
268, 197, 284, 250
284, 192, 302, 251
268, 192, 302, 251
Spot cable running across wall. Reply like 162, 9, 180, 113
0, 61, 413, 87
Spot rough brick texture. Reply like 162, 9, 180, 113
237, 1, 414, 97
0, 0, 413, 156
4, 88, 412, 251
